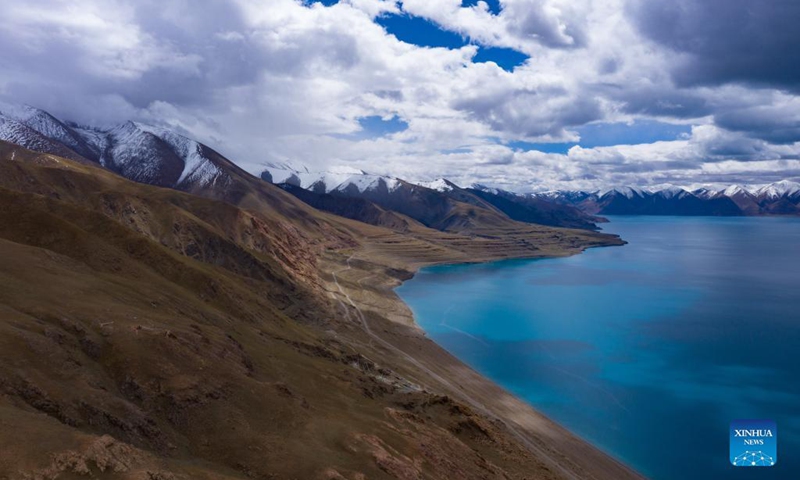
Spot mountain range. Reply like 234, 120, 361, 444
261, 164, 604, 231
4, 104, 796, 236
0, 105, 602, 232
0, 104, 636, 478
261, 160, 800, 226
535, 182, 800, 216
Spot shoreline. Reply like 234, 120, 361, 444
324, 230, 645, 480
394, 251, 643, 479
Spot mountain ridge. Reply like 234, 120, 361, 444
536, 182, 800, 216
261, 165, 604, 231
261, 158, 800, 219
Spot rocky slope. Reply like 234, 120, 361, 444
279, 183, 412, 232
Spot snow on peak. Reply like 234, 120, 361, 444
133, 123, 217, 185
262, 161, 309, 174
326, 165, 366, 176
691, 187, 715, 199
0, 103, 100, 161
538, 191, 564, 198
262, 163, 303, 185
419, 178, 456, 192
0, 112, 87, 162
470, 183, 500, 195
722, 185, 750, 197
755, 180, 800, 199
261, 163, 390, 193
0, 104, 228, 188
101, 121, 223, 187
657, 185, 689, 199
600, 186, 647, 199
335, 174, 400, 193
0, 102, 40, 122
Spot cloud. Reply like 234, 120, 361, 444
502, 0, 591, 49
713, 94, 800, 145
0, 0, 798, 192
628, 0, 800, 91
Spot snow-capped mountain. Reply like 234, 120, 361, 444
721, 185, 752, 198
0, 111, 90, 163
419, 178, 457, 193
754, 180, 800, 201
4, 104, 797, 222
534, 181, 800, 216
536, 190, 597, 204
654, 185, 692, 200
466, 183, 605, 230
0, 104, 229, 190
333, 174, 402, 195
598, 186, 648, 200
0, 104, 100, 161
469, 183, 503, 196
259, 163, 394, 194
690, 187, 716, 199
262, 165, 475, 230
263, 167, 601, 231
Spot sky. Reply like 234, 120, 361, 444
1, 0, 799, 192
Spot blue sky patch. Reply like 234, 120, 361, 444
473, 47, 529, 71
378, 13, 528, 71
377, 14, 468, 49
331, 115, 408, 140
359, 115, 408, 136
578, 120, 691, 147
309, 0, 503, 17
462, 0, 502, 15
508, 141, 575, 154
510, 121, 693, 153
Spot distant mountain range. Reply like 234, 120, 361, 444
261, 164, 603, 231
0, 104, 605, 233
3, 103, 797, 236
262, 160, 800, 223
535, 182, 800, 216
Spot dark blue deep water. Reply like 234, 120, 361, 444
396, 217, 800, 480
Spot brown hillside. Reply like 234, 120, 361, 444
0, 141, 637, 480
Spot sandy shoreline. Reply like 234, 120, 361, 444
323, 235, 645, 480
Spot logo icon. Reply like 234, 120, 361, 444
730, 419, 777, 467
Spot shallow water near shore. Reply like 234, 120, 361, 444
396, 216, 800, 480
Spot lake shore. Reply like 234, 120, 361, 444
321, 227, 643, 480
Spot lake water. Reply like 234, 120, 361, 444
396, 216, 800, 480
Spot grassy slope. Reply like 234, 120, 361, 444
0, 142, 637, 480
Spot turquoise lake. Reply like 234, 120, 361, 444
396, 216, 800, 480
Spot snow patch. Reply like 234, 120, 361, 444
599, 186, 648, 199
754, 180, 800, 199
656, 185, 688, 199
261, 163, 389, 193
722, 185, 751, 197
136, 123, 217, 185
470, 183, 501, 195
419, 178, 455, 192
336, 174, 400, 193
